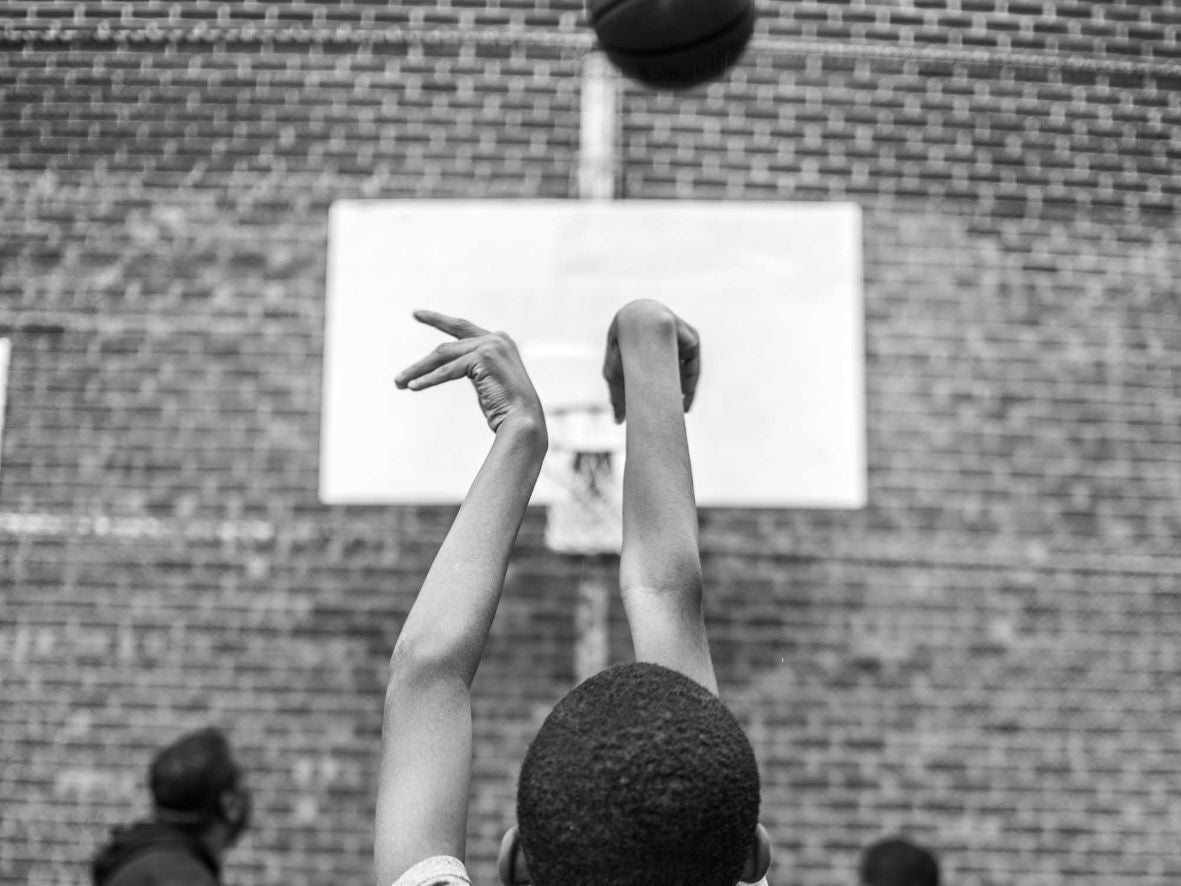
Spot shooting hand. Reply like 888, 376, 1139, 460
395, 310, 545, 435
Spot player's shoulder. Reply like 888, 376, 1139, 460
104, 846, 218, 886
387, 855, 472, 886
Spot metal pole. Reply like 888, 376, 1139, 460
0, 339, 9, 477
573, 51, 619, 683
578, 51, 619, 202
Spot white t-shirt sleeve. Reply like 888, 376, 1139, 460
387, 854, 767, 886
388, 856, 472, 886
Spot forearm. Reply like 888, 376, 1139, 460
390, 417, 547, 686
617, 316, 703, 599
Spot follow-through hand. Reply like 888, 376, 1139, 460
395, 310, 545, 434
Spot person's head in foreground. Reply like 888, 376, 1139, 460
860, 836, 940, 886
150, 726, 252, 850
498, 662, 771, 886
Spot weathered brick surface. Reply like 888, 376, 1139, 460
2, 3, 1180, 886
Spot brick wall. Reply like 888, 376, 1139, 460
2, 2, 1179, 885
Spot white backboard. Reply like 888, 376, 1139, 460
320, 200, 865, 508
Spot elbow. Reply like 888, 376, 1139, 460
386, 634, 471, 688
386, 639, 419, 684
619, 557, 703, 602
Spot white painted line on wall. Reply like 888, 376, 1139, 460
0, 511, 275, 542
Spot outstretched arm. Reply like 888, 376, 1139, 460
375, 311, 547, 886
603, 299, 717, 695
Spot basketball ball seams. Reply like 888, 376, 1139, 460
598, 2, 754, 57
586, 0, 633, 28
588, 0, 756, 89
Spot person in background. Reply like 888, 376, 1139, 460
859, 836, 940, 886
92, 726, 251, 886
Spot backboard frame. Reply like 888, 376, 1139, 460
320, 200, 865, 509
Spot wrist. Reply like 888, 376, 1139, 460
617, 331, 679, 368
497, 412, 549, 455
614, 300, 677, 348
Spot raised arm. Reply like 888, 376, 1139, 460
603, 299, 717, 695
375, 311, 547, 886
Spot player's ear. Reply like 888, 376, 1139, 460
739, 822, 772, 884
497, 825, 531, 885
218, 787, 246, 826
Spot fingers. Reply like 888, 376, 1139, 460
602, 316, 627, 423
413, 310, 489, 340
399, 350, 476, 392
395, 310, 489, 388
602, 335, 626, 423
603, 312, 700, 418
679, 356, 699, 412
395, 339, 476, 389
677, 320, 700, 412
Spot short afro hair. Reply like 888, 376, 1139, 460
517, 662, 760, 886
860, 837, 940, 886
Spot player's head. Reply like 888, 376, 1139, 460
149, 727, 251, 847
859, 837, 940, 886
500, 662, 769, 886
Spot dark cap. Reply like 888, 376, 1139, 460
861, 837, 940, 886
149, 727, 240, 824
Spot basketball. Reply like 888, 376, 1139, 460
587, 0, 757, 90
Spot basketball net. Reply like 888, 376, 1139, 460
541, 402, 622, 684
542, 404, 623, 556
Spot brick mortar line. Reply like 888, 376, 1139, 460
0, 23, 593, 51
697, 547, 1181, 576
0, 177, 1174, 219
1, 191, 1176, 226
1, 25, 1179, 80
0, 313, 306, 337
1, 509, 1178, 575
766, 37, 1181, 79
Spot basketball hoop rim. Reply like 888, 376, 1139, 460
546, 401, 623, 454
547, 401, 613, 419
